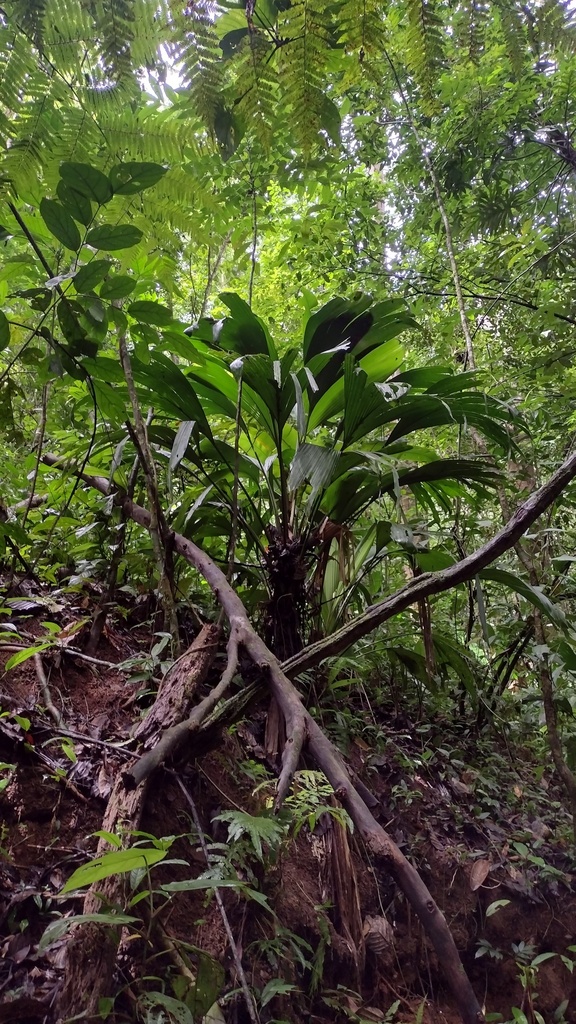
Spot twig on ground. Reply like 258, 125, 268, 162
33, 653, 62, 727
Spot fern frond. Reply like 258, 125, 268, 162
9, 0, 47, 49
460, 0, 490, 64
131, 0, 172, 69
404, 0, 445, 109
0, 30, 44, 116
95, 0, 135, 87
47, 108, 103, 177
42, 0, 94, 77
534, 0, 576, 54
278, 0, 340, 155
169, 0, 225, 133
235, 31, 277, 152
98, 103, 199, 164
496, 2, 528, 75
3, 106, 48, 188
337, 0, 386, 58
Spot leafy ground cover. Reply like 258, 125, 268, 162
1, 578, 576, 1024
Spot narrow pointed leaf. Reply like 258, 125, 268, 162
480, 568, 567, 628
62, 847, 167, 892
0, 311, 10, 351
170, 421, 195, 472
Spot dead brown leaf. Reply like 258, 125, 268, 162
469, 858, 491, 891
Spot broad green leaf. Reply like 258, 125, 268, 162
321, 457, 497, 524
109, 161, 167, 194
39, 912, 138, 951
162, 327, 205, 363
233, 352, 297, 436
486, 899, 510, 918
261, 980, 297, 1008
127, 299, 173, 326
56, 181, 93, 226
138, 993, 193, 1024
217, 292, 275, 356
86, 224, 143, 251
386, 393, 514, 449
531, 952, 557, 966
132, 352, 212, 435
480, 567, 567, 628
189, 951, 225, 1020
40, 199, 82, 251
61, 846, 167, 892
416, 549, 455, 571
60, 162, 113, 204
0, 311, 10, 351
100, 275, 137, 299
79, 296, 108, 341
74, 260, 112, 293
393, 367, 453, 388
341, 357, 387, 448
288, 442, 339, 496
308, 339, 404, 431
557, 640, 576, 672
57, 301, 87, 345
433, 633, 479, 695
131, 322, 159, 347
303, 295, 371, 362
219, 26, 249, 56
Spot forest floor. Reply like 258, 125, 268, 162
1, 576, 576, 1024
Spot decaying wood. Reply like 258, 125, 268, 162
44, 448, 576, 1024
124, 629, 239, 788
57, 783, 146, 1021
329, 806, 365, 978
133, 624, 220, 746
57, 625, 219, 1022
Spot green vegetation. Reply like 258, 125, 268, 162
2, 1, 576, 1021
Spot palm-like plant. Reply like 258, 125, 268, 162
172, 292, 512, 657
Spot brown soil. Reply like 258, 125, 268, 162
1, 598, 576, 1024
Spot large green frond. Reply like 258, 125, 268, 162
170, 0, 226, 133
277, 0, 341, 154
404, 0, 445, 109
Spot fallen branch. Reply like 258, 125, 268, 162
124, 628, 239, 788
41, 451, 497, 1024
283, 447, 576, 677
